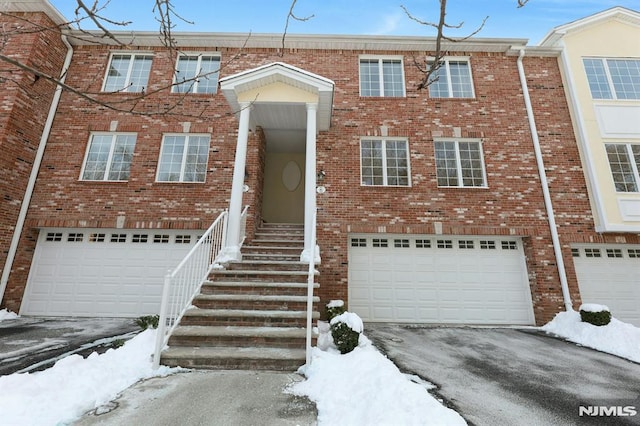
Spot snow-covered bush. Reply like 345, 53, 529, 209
325, 299, 346, 321
579, 303, 611, 326
330, 312, 363, 354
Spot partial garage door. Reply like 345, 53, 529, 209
22, 228, 200, 317
348, 234, 535, 325
572, 244, 640, 326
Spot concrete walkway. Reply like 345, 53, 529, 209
73, 370, 317, 426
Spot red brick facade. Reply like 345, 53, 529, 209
1, 10, 637, 324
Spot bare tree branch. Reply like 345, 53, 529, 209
281, 0, 315, 55
402, 0, 487, 90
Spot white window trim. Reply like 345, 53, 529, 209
428, 56, 475, 99
434, 138, 487, 188
101, 52, 153, 93
584, 57, 640, 101
79, 132, 136, 182
359, 55, 406, 97
359, 137, 412, 187
606, 142, 640, 192
156, 133, 211, 183
172, 52, 221, 94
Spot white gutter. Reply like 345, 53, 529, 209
0, 35, 74, 305
516, 49, 573, 312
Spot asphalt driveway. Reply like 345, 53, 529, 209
365, 325, 640, 426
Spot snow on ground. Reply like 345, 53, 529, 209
0, 308, 18, 321
542, 309, 640, 363
0, 329, 177, 426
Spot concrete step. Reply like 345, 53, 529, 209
209, 269, 317, 283
242, 253, 301, 262
180, 308, 319, 328
193, 294, 320, 311
225, 260, 310, 272
167, 325, 314, 348
201, 281, 318, 296
160, 346, 306, 371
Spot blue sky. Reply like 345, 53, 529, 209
49, 1, 639, 44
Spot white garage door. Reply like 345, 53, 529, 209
348, 234, 535, 325
572, 244, 640, 326
22, 228, 199, 317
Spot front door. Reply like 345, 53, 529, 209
261, 151, 306, 223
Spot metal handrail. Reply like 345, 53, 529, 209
152, 206, 249, 369
305, 209, 317, 367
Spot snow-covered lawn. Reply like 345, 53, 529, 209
0, 306, 639, 426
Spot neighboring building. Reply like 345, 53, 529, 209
541, 7, 640, 326
0, 1, 638, 327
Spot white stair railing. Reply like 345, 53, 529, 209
152, 206, 249, 369
305, 209, 318, 367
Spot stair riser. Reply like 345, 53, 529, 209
201, 285, 312, 297
167, 335, 312, 349
208, 274, 312, 283
193, 299, 317, 311
242, 255, 300, 262
160, 357, 304, 371
180, 316, 308, 328
247, 241, 304, 248
224, 263, 309, 272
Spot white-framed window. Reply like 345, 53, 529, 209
583, 58, 640, 100
172, 53, 221, 94
428, 58, 474, 98
606, 143, 640, 192
80, 133, 136, 181
360, 138, 410, 186
434, 139, 486, 187
359, 56, 405, 97
157, 134, 210, 182
102, 53, 153, 93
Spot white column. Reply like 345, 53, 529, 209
301, 103, 318, 263
220, 102, 251, 262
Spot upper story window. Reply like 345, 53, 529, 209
583, 58, 640, 100
360, 138, 410, 186
428, 58, 474, 98
172, 54, 221, 94
103, 53, 153, 93
80, 133, 136, 181
157, 134, 210, 182
434, 139, 486, 188
359, 57, 405, 97
606, 143, 640, 192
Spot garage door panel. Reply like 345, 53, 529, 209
349, 234, 534, 325
22, 229, 197, 317
573, 244, 640, 326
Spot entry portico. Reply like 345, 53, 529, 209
219, 62, 334, 262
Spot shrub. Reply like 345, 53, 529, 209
135, 314, 159, 330
579, 304, 611, 326
325, 300, 346, 321
330, 312, 363, 354
330, 321, 360, 354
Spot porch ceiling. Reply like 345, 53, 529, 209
219, 62, 335, 136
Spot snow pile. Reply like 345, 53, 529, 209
579, 303, 609, 312
542, 310, 640, 363
330, 311, 363, 333
0, 329, 177, 426
292, 311, 466, 426
0, 309, 18, 321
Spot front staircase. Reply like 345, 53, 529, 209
160, 223, 320, 370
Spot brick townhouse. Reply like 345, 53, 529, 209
0, 1, 638, 330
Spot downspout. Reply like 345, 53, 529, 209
517, 49, 573, 312
0, 35, 74, 306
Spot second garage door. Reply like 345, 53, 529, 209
348, 234, 535, 325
